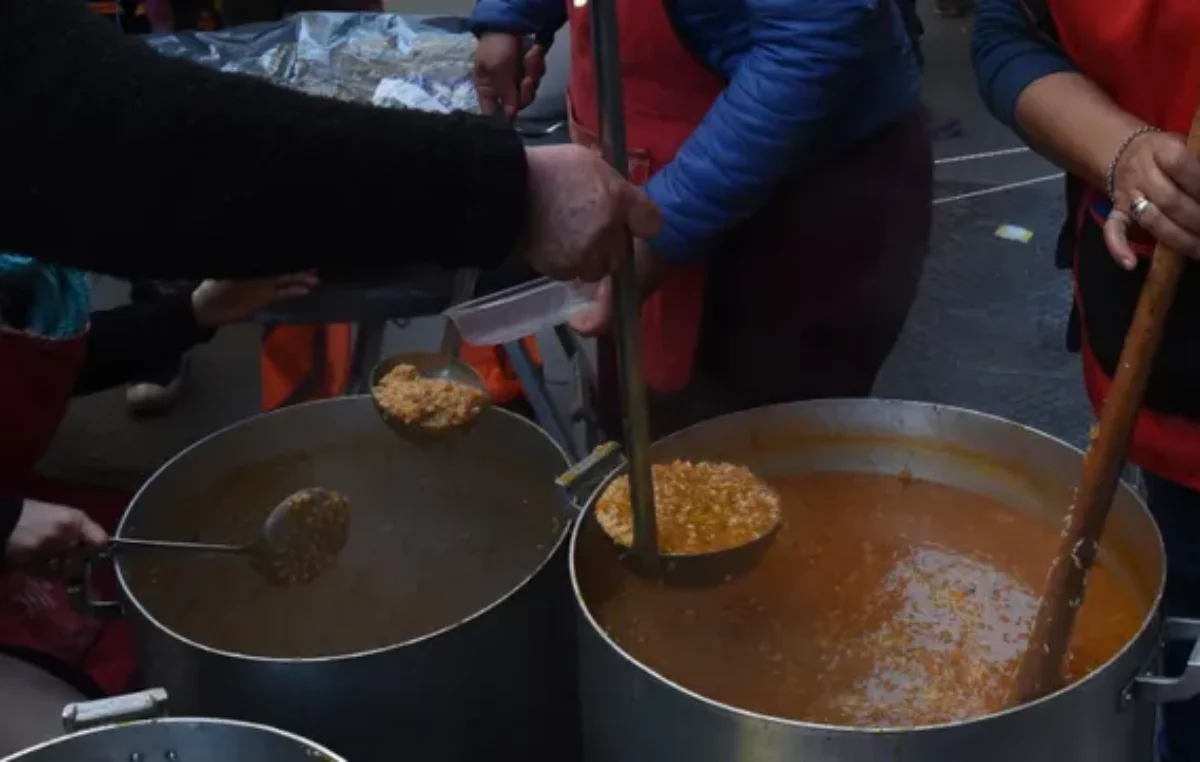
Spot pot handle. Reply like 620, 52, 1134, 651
62, 687, 169, 732
555, 441, 626, 516
65, 547, 123, 619
1130, 617, 1200, 704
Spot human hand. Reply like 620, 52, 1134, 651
5, 500, 108, 567
1105, 130, 1200, 270
523, 145, 661, 282
191, 273, 319, 327
474, 32, 547, 118
569, 241, 665, 337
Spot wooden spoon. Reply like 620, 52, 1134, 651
1010, 107, 1200, 704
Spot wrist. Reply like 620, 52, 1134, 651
1106, 126, 1162, 201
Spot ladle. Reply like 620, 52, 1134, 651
565, 0, 778, 580
556, 443, 782, 586
1010, 104, 1200, 705
370, 268, 490, 441
587, 0, 662, 576
104, 487, 351, 587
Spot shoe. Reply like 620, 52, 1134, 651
126, 358, 189, 416
935, 0, 970, 18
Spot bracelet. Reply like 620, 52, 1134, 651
1106, 125, 1162, 200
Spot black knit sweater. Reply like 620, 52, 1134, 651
0, 0, 529, 280
1, 0, 532, 552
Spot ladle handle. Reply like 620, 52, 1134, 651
588, 0, 660, 575
1011, 107, 1200, 704
556, 441, 626, 514
108, 537, 247, 554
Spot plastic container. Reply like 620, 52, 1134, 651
444, 277, 599, 345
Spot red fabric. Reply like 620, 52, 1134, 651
0, 325, 137, 695
1073, 186, 1200, 491
1047, 0, 1200, 137
1049, 0, 1200, 487
459, 337, 542, 405
566, 0, 725, 393
0, 326, 85, 487
260, 323, 353, 411
2, 479, 138, 696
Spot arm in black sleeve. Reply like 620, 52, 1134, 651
0, 497, 21, 555
0, 0, 529, 281
74, 292, 214, 396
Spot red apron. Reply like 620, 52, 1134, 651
566, 0, 725, 393
0, 324, 136, 695
1048, 0, 1200, 490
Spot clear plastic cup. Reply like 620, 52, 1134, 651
444, 277, 599, 345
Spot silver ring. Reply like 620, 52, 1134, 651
1130, 195, 1154, 223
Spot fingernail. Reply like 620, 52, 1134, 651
1122, 256, 1137, 271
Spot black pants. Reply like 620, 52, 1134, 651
1145, 473, 1200, 762
895, 0, 924, 68
128, 280, 189, 386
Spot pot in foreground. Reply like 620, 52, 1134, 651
72, 397, 580, 762
3, 688, 343, 762
570, 399, 1200, 762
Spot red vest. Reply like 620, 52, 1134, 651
566, 0, 725, 393
1047, 0, 1200, 489
0, 324, 136, 695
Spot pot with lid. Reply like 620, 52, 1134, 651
566, 399, 1200, 762
70, 397, 580, 762
2, 688, 344, 762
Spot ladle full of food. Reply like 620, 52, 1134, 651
370, 269, 492, 442
101, 487, 352, 587
370, 351, 490, 441
558, 445, 783, 585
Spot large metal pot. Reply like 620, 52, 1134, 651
2, 689, 344, 762
73, 397, 580, 762
568, 399, 1200, 762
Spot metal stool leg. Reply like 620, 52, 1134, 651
503, 340, 583, 461
553, 325, 603, 450
348, 321, 385, 395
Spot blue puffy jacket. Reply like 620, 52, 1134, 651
471, 0, 922, 261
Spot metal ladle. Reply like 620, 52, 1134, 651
105, 487, 351, 587
557, 443, 781, 586
370, 268, 491, 442
586, 0, 660, 576
580, 0, 781, 580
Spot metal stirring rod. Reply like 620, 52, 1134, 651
588, 0, 660, 575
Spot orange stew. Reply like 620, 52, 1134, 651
580, 471, 1147, 728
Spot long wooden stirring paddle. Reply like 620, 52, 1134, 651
1010, 107, 1200, 705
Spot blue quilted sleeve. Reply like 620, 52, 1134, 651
972, 0, 1076, 129
468, 0, 567, 38
644, 0, 881, 261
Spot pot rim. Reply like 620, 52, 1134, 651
568, 397, 1166, 735
2, 716, 345, 761
115, 396, 574, 664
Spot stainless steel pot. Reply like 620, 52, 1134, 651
72, 397, 580, 762
3, 688, 344, 762
567, 399, 1200, 762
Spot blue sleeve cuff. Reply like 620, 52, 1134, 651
972, 0, 1076, 127
644, 177, 718, 262
468, 0, 566, 38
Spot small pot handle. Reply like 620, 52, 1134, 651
62, 688, 169, 733
65, 547, 124, 619
1131, 617, 1200, 704
555, 441, 626, 516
